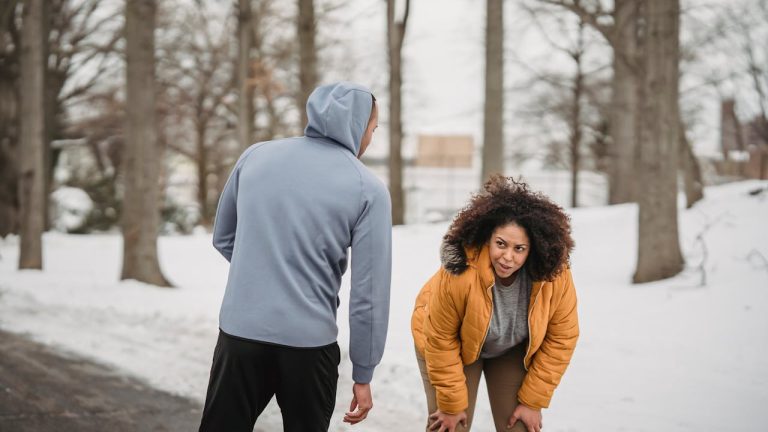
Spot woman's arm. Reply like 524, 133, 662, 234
518, 268, 579, 409
422, 272, 469, 414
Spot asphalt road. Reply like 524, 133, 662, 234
0, 329, 202, 432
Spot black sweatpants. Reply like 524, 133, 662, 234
199, 330, 340, 432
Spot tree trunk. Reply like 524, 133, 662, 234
679, 118, 703, 208
481, 0, 504, 184
0, 54, 20, 237
633, 0, 684, 283
18, 0, 47, 269
569, 19, 585, 208
196, 121, 210, 226
122, 0, 171, 287
608, 0, 640, 204
297, 0, 317, 129
237, 0, 254, 150
387, 0, 409, 226
0, 139, 18, 237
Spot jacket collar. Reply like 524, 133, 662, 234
440, 236, 545, 297
440, 238, 495, 288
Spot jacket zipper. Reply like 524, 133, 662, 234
476, 282, 495, 362
524, 286, 541, 371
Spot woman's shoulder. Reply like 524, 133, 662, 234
542, 265, 576, 296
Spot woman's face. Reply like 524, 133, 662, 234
488, 222, 530, 282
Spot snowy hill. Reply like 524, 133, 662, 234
1, 180, 767, 431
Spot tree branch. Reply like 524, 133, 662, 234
538, 0, 613, 45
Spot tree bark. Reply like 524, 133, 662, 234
481, 0, 504, 184
679, 118, 703, 208
121, 0, 171, 287
608, 0, 640, 204
569, 19, 585, 208
196, 121, 210, 226
387, 0, 409, 225
237, 0, 254, 151
18, 0, 47, 269
0, 11, 20, 237
633, 0, 684, 283
297, 0, 317, 129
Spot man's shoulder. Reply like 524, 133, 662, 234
358, 167, 390, 201
239, 138, 298, 161
247, 136, 304, 151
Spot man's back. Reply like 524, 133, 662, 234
211, 82, 391, 384
216, 136, 381, 347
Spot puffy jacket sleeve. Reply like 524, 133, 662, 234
423, 271, 468, 414
518, 268, 579, 409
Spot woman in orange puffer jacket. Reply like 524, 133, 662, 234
411, 175, 579, 432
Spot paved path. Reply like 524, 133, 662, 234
0, 329, 202, 431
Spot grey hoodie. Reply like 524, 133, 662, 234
212, 82, 392, 384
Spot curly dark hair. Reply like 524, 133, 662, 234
444, 175, 574, 281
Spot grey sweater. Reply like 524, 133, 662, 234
212, 82, 392, 383
481, 269, 531, 359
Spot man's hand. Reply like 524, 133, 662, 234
508, 403, 542, 432
428, 409, 467, 432
343, 383, 373, 425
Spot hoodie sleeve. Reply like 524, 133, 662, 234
349, 178, 392, 383
212, 146, 256, 261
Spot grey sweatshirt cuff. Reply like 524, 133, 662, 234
352, 364, 375, 384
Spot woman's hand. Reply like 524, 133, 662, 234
428, 409, 467, 432
509, 404, 542, 432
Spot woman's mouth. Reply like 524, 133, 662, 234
497, 263, 513, 272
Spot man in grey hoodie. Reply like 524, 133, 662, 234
199, 82, 392, 432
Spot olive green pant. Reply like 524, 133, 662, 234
416, 343, 528, 432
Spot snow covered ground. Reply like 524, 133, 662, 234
1, 180, 767, 431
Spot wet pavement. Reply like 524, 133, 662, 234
0, 329, 202, 431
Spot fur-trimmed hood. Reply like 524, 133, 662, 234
439, 236, 469, 275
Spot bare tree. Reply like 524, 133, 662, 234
607, 0, 641, 205
481, 0, 504, 183
633, 0, 684, 283
679, 118, 703, 208
3, 0, 123, 237
237, 0, 255, 150
568, 19, 586, 207
518, 3, 603, 207
297, 0, 317, 128
387, 0, 410, 225
0, 1, 21, 237
250, 0, 302, 141
18, 0, 47, 269
723, 1, 768, 153
541, 0, 641, 204
47, 0, 122, 227
121, 0, 171, 287
157, 1, 237, 228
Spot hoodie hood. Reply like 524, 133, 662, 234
304, 82, 374, 155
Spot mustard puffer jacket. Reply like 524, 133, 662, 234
411, 240, 579, 413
